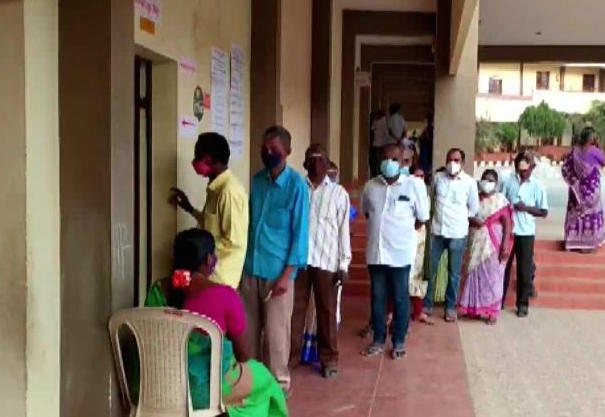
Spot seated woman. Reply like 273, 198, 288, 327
137, 228, 288, 417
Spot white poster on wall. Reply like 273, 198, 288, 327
230, 44, 246, 159
211, 47, 229, 137
179, 116, 198, 139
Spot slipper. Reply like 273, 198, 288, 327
391, 344, 406, 360
321, 366, 338, 379
361, 342, 385, 357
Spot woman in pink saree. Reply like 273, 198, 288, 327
562, 127, 605, 252
459, 170, 513, 325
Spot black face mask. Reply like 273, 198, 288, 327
262, 150, 283, 170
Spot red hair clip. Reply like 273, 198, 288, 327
171, 269, 192, 288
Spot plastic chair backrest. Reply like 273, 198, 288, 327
108, 307, 224, 417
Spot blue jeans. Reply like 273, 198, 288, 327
423, 235, 467, 311
369, 265, 410, 347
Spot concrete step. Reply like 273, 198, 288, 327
345, 280, 605, 310
348, 262, 605, 281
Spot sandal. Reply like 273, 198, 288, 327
361, 342, 385, 357
391, 344, 406, 360
486, 316, 498, 325
358, 324, 372, 338
321, 366, 338, 379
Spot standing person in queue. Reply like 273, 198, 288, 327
360, 144, 429, 359
370, 110, 391, 177
500, 151, 548, 317
170, 132, 249, 289
423, 148, 480, 323
240, 125, 310, 396
388, 103, 407, 144
290, 144, 351, 379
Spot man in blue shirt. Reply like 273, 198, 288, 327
500, 151, 548, 317
240, 125, 310, 395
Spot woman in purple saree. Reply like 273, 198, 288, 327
562, 127, 605, 252
459, 170, 513, 325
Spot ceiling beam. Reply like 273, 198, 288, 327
449, 0, 478, 74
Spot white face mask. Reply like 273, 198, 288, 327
479, 180, 496, 194
446, 161, 461, 176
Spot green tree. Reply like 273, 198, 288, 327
475, 119, 496, 155
518, 101, 566, 145
586, 100, 605, 140
495, 122, 519, 152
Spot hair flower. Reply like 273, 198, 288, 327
171, 269, 192, 288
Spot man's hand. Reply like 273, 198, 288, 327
271, 273, 290, 297
170, 187, 194, 213
469, 217, 484, 228
334, 270, 348, 288
514, 202, 527, 212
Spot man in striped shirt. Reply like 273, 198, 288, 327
290, 144, 352, 378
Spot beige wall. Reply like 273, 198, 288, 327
564, 67, 599, 92
434, 1, 478, 167
24, 1, 60, 417
478, 62, 521, 95
0, 2, 27, 416
480, 63, 603, 96
0, 1, 61, 417
281, 0, 313, 173
135, 0, 251, 233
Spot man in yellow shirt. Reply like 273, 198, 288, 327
171, 132, 249, 289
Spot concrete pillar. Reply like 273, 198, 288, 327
250, 0, 282, 176
311, 0, 332, 154
59, 1, 134, 416
434, 0, 478, 172
0, 2, 27, 415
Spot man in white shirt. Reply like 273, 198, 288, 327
370, 110, 391, 177
500, 151, 548, 317
423, 148, 480, 323
290, 144, 351, 378
360, 143, 430, 359
388, 103, 406, 143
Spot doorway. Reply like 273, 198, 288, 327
134, 56, 152, 306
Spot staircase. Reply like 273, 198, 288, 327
346, 191, 605, 310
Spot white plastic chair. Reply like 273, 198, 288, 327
108, 307, 226, 417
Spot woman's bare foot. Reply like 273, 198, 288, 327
418, 312, 434, 325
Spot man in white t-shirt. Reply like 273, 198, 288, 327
388, 103, 406, 143
370, 110, 390, 177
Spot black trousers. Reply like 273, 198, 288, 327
503, 235, 535, 308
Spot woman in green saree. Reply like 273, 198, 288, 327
131, 229, 288, 416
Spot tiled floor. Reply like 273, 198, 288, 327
459, 308, 605, 417
288, 297, 475, 417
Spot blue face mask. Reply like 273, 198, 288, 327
399, 166, 410, 177
261, 150, 283, 170
380, 159, 400, 178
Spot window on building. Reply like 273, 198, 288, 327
536, 71, 550, 90
583, 74, 596, 92
488, 77, 503, 95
